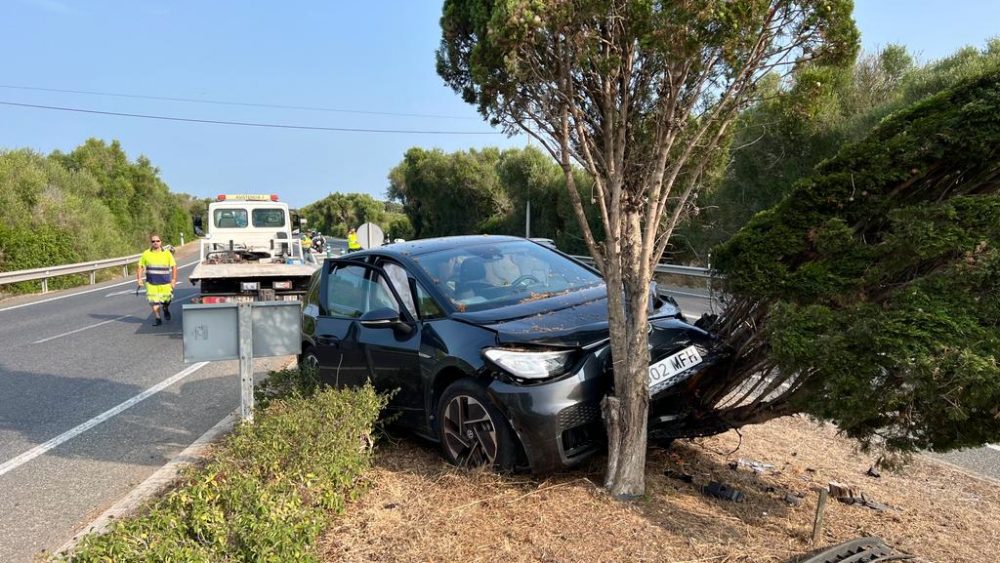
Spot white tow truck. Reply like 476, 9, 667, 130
189, 194, 319, 303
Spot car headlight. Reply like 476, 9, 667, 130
483, 348, 574, 380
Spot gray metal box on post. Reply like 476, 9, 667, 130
182, 301, 302, 422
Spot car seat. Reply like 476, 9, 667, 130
455, 257, 492, 298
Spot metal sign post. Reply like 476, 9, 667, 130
238, 303, 255, 422
182, 301, 302, 422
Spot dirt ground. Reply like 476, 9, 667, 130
320, 415, 998, 563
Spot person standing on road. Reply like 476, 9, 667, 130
347, 227, 361, 252
136, 234, 177, 326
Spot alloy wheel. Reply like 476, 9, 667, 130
441, 394, 498, 467
302, 351, 319, 370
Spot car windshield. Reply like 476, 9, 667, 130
411, 240, 602, 312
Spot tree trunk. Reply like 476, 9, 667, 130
603, 209, 652, 499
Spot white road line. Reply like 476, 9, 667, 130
0, 260, 199, 312
106, 288, 143, 297
0, 362, 210, 478
987, 444, 1000, 452
0, 278, 139, 312
33, 314, 135, 344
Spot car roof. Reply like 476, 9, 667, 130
352, 234, 526, 258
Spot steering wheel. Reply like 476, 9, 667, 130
510, 275, 541, 288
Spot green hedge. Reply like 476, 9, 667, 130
65, 377, 386, 562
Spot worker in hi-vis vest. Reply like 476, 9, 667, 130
347, 228, 361, 252
136, 234, 177, 326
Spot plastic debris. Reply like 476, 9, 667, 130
663, 469, 694, 483
701, 481, 745, 503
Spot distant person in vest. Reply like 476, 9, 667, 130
136, 234, 177, 326
347, 227, 362, 252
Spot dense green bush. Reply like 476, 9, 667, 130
65, 379, 386, 562
0, 140, 198, 295
698, 68, 1000, 457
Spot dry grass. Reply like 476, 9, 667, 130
320, 416, 998, 563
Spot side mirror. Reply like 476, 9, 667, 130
359, 307, 411, 334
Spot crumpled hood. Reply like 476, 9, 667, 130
452, 285, 682, 348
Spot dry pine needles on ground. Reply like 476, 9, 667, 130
320, 416, 998, 563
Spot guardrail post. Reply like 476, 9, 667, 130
42, 277, 48, 293
123, 264, 128, 278
90, 268, 96, 285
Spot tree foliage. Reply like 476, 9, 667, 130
300, 192, 414, 240
680, 40, 1000, 262
438, 0, 857, 496
691, 69, 1000, 459
388, 145, 600, 251
0, 140, 196, 293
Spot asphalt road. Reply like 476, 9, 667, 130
0, 247, 292, 562
661, 285, 1000, 483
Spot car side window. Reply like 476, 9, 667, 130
380, 262, 416, 317
367, 270, 400, 315
325, 264, 399, 319
325, 265, 368, 318
415, 282, 445, 320
306, 270, 321, 305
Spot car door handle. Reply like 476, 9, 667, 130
316, 335, 340, 347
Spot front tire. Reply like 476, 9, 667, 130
299, 347, 320, 379
437, 379, 519, 471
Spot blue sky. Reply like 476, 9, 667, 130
1, 1, 997, 209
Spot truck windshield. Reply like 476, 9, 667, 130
214, 209, 248, 229
252, 209, 286, 227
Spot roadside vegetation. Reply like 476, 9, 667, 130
678, 40, 1000, 262
64, 369, 386, 562
299, 192, 414, 241
695, 65, 1000, 460
0, 139, 199, 294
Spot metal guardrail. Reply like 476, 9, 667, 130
0, 248, 711, 294
0, 254, 141, 293
570, 255, 713, 278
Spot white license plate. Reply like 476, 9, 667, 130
648, 345, 703, 395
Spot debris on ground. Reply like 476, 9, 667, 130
701, 480, 745, 502
735, 458, 776, 474
866, 465, 882, 478
663, 469, 694, 483
797, 536, 914, 562
828, 481, 891, 512
322, 416, 998, 563
784, 493, 804, 507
